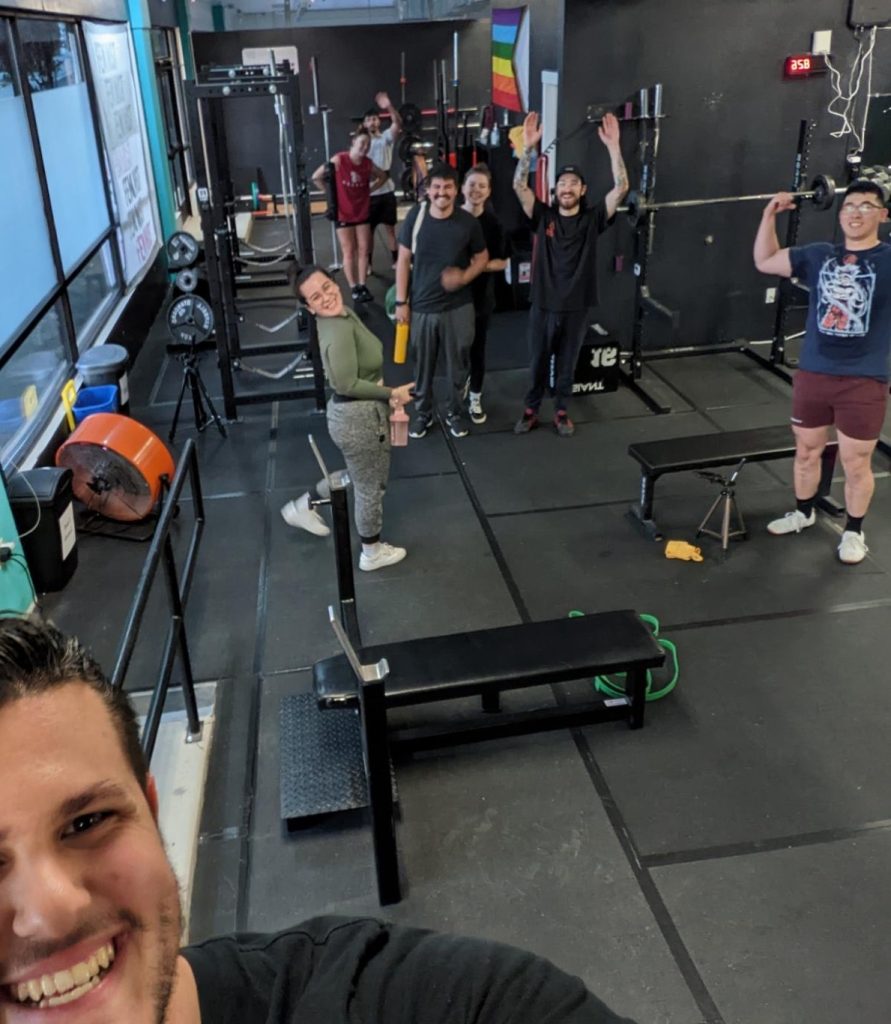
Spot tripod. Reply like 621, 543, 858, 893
168, 345, 228, 444
696, 458, 747, 551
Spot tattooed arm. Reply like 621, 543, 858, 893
599, 113, 628, 220
513, 111, 542, 219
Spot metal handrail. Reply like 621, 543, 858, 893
110, 438, 206, 758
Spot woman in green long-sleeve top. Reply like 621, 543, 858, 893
281, 265, 415, 572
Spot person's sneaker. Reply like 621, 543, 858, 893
359, 542, 407, 572
356, 285, 374, 303
554, 412, 575, 437
514, 408, 539, 434
838, 530, 868, 564
766, 509, 816, 535
468, 392, 487, 425
281, 493, 330, 536
447, 412, 470, 438
408, 416, 432, 439
351, 286, 363, 302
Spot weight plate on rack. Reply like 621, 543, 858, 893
174, 267, 198, 293
166, 231, 201, 269
166, 295, 215, 345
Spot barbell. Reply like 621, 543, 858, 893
622, 173, 837, 229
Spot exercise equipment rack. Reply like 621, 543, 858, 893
185, 63, 326, 420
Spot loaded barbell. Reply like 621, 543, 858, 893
622, 174, 837, 229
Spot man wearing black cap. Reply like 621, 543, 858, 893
512, 110, 628, 436
754, 178, 891, 564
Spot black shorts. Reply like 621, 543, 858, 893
369, 192, 397, 228
335, 220, 370, 230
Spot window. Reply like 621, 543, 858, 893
0, 302, 68, 451
0, 22, 59, 351
69, 240, 118, 350
19, 19, 111, 274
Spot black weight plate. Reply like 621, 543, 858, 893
399, 102, 422, 134
175, 268, 198, 293
167, 295, 214, 345
166, 231, 200, 269
811, 174, 837, 211
397, 134, 419, 163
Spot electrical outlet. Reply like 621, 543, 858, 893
812, 30, 832, 55
765, 287, 777, 304
0, 541, 14, 564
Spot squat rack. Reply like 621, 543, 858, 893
617, 114, 829, 414
185, 62, 326, 420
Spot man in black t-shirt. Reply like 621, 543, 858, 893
395, 163, 488, 439
513, 111, 628, 436
0, 615, 638, 1024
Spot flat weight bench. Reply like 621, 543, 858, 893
628, 424, 841, 541
314, 610, 664, 904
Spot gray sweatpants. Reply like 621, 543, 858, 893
326, 398, 391, 541
411, 303, 475, 421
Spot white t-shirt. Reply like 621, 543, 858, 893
369, 126, 396, 196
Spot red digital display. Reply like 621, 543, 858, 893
784, 54, 827, 78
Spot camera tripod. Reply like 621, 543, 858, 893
168, 345, 228, 444
696, 458, 747, 551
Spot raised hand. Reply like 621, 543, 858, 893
522, 111, 543, 151
374, 91, 392, 111
597, 112, 620, 149
764, 193, 799, 216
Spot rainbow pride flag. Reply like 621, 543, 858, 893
492, 7, 524, 112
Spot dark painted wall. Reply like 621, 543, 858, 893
559, 0, 891, 350
191, 21, 491, 193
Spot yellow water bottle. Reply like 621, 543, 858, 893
394, 321, 409, 364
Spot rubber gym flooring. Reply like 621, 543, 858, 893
43, 222, 891, 1024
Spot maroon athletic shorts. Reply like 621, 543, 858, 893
791, 369, 888, 441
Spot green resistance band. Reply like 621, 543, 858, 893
568, 610, 679, 702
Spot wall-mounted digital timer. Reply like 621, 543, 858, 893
784, 54, 828, 78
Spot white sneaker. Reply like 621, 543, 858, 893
766, 509, 816, 535
468, 392, 487, 425
838, 530, 868, 564
359, 542, 407, 572
281, 493, 330, 537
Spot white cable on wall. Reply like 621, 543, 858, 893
824, 26, 877, 152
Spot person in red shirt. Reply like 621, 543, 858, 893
313, 128, 388, 303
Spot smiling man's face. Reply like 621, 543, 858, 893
0, 684, 183, 1024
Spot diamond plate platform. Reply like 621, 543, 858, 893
280, 694, 369, 823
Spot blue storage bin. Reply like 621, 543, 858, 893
72, 385, 119, 425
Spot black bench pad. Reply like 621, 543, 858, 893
629, 424, 836, 476
314, 611, 664, 708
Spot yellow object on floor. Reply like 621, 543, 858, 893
664, 540, 703, 562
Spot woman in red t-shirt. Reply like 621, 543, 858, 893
313, 129, 387, 303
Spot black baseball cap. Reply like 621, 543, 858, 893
845, 178, 888, 205
555, 164, 586, 185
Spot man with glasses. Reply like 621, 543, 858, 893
754, 179, 890, 564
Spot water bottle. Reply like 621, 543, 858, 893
394, 321, 409, 364
389, 405, 409, 446
491, 122, 500, 148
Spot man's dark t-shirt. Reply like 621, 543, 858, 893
398, 204, 486, 314
183, 915, 638, 1023
470, 208, 508, 317
528, 197, 612, 312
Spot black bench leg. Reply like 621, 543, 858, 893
481, 690, 501, 713
626, 666, 647, 730
359, 678, 401, 905
629, 473, 663, 540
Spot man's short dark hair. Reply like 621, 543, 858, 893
0, 616, 147, 790
363, 107, 380, 121
291, 263, 334, 304
845, 178, 888, 206
426, 162, 458, 186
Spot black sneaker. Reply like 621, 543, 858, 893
351, 286, 363, 302
513, 408, 539, 434
408, 416, 432, 439
356, 285, 374, 303
446, 413, 470, 438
